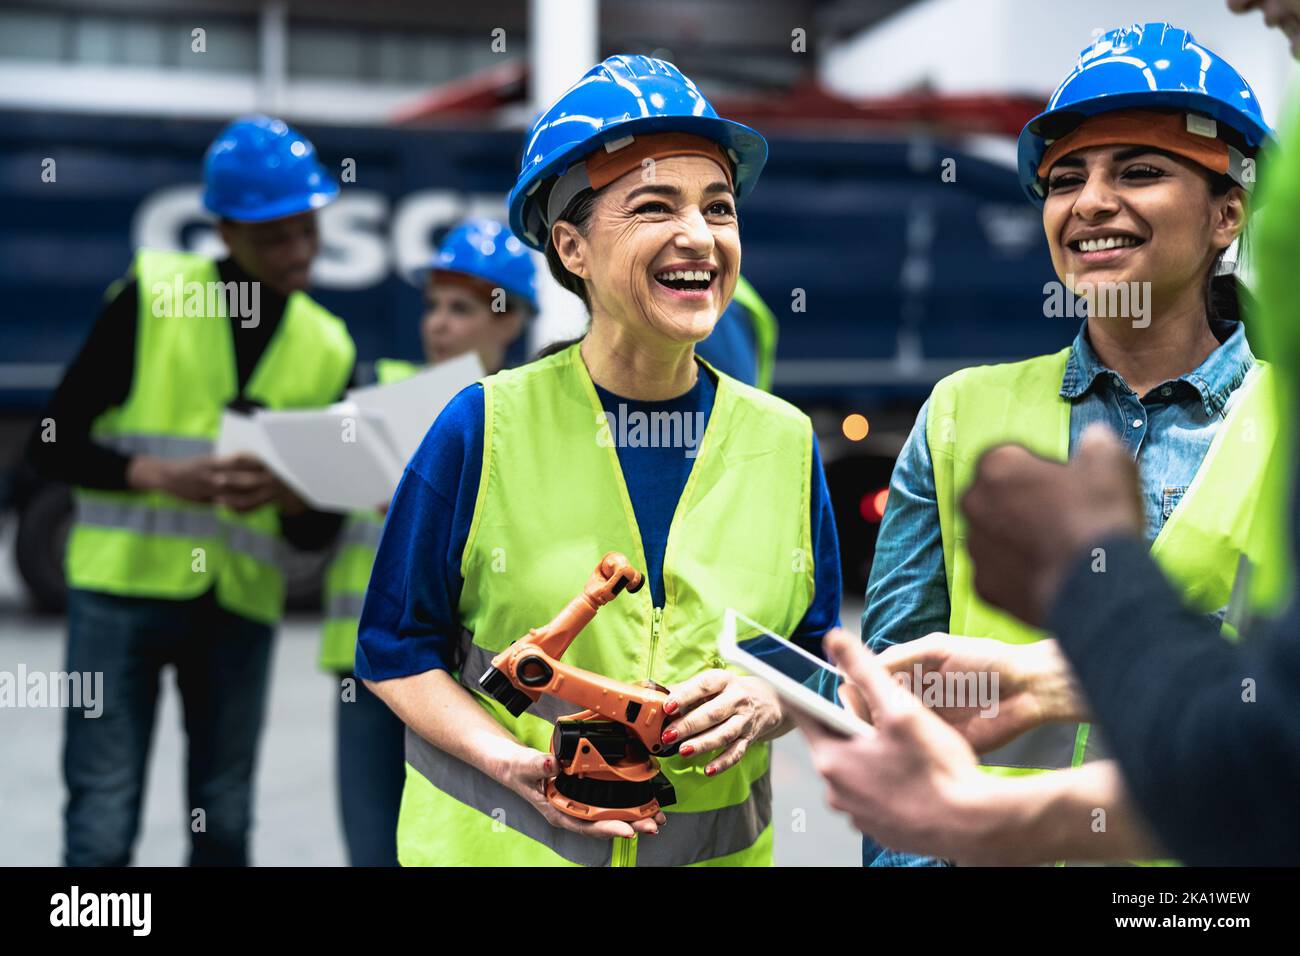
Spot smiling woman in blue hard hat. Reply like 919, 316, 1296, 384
354, 55, 842, 867
318, 218, 536, 867
800, 21, 1278, 866
25, 115, 356, 866
793, 3, 1300, 868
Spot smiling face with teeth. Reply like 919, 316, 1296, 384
1042, 143, 1246, 321
550, 154, 739, 348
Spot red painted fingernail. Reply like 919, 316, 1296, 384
662, 729, 678, 744
705, 765, 717, 776
679, 744, 694, 757
664, 700, 678, 715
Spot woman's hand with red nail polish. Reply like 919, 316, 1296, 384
661, 670, 787, 776
493, 742, 663, 839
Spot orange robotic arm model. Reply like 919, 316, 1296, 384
477, 552, 679, 822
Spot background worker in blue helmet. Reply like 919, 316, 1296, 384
319, 217, 535, 867
802, 20, 1285, 864
416, 218, 538, 373
27, 114, 355, 866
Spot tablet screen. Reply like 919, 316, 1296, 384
736, 632, 846, 708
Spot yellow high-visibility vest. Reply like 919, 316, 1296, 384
396, 343, 815, 866
66, 249, 354, 625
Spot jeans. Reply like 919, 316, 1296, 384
62, 587, 274, 866
335, 673, 405, 866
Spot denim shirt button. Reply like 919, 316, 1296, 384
1133, 418, 1144, 428
1160, 386, 1172, 397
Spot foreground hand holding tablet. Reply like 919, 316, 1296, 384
798, 630, 1164, 864
874, 634, 1091, 754
795, 629, 997, 859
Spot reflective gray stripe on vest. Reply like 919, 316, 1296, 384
75, 498, 284, 568
77, 497, 220, 538
404, 727, 772, 867
325, 591, 366, 622
1080, 721, 1110, 763
633, 768, 772, 867
442, 634, 774, 866
340, 517, 384, 549
981, 720, 1082, 771
405, 727, 614, 866
1224, 553, 1256, 638
96, 433, 215, 460
226, 523, 283, 566
458, 639, 576, 726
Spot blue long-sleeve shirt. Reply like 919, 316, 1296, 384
860, 318, 1255, 866
356, 363, 841, 682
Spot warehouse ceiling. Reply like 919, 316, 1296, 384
32, 0, 922, 94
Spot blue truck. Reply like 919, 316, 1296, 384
0, 109, 1064, 610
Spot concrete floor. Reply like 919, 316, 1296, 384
0, 520, 861, 866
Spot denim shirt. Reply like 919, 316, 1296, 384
859, 319, 1255, 867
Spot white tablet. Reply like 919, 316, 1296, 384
718, 608, 870, 738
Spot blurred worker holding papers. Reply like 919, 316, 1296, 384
318, 218, 537, 866
27, 115, 355, 866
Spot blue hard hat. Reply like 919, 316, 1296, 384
426, 218, 538, 311
1017, 23, 1273, 206
507, 54, 768, 250
203, 115, 339, 222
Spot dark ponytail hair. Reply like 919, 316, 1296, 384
1204, 168, 1248, 326
542, 187, 599, 310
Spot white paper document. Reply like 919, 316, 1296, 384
214, 353, 484, 512
346, 352, 484, 461
212, 406, 287, 475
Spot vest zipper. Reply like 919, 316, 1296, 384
647, 605, 664, 680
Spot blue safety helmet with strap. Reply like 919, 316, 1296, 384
426, 218, 538, 311
1017, 23, 1273, 206
507, 54, 768, 251
203, 115, 339, 222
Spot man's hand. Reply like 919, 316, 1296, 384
799, 630, 998, 860
211, 452, 304, 514
127, 453, 223, 503
802, 633, 1163, 865
960, 424, 1144, 628
876, 634, 1089, 754
128, 451, 304, 513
